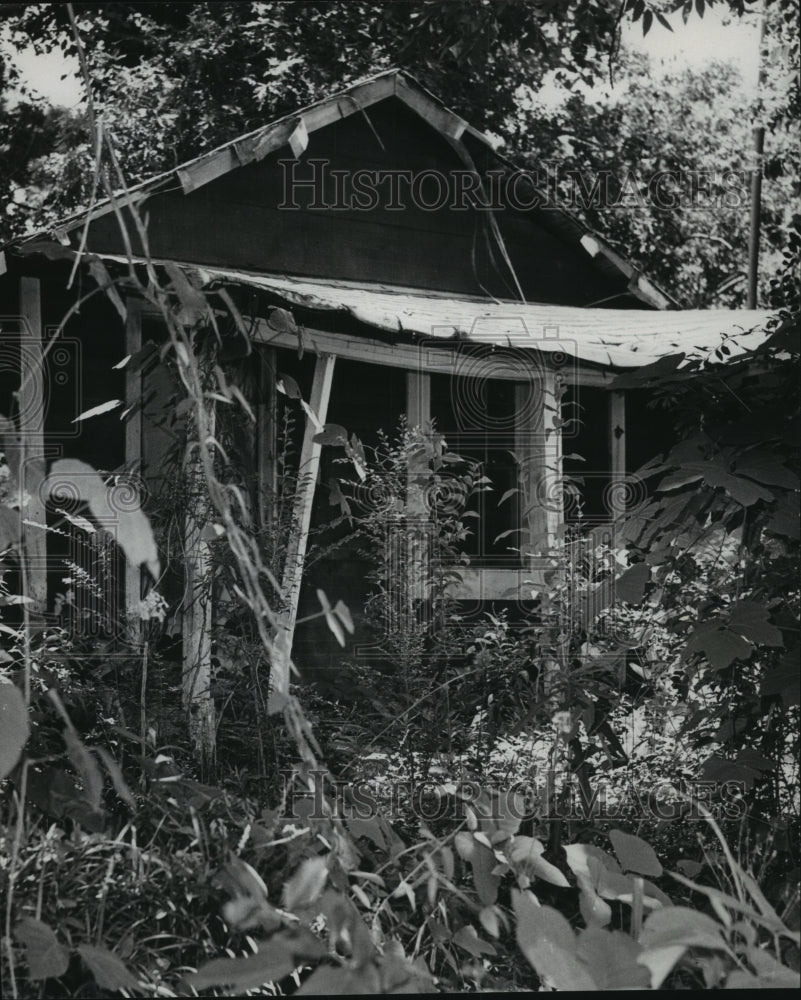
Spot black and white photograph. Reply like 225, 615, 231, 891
0, 1, 798, 994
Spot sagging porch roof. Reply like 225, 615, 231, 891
188, 267, 774, 370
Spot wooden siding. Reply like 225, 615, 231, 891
80, 99, 628, 305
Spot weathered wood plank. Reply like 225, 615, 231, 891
513, 381, 532, 559
580, 234, 673, 309
515, 367, 564, 559
405, 372, 432, 602
130, 295, 614, 385
608, 389, 626, 523
274, 353, 336, 697
445, 566, 547, 600
395, 75, 468, 141
177, 75, 396, 193
542, 369, 565, 551
249, 317, 613, 386
405, 371, 431, 431
256, 346, 278, 533
182, 407, 216, 768
124, 298, 143, 625
303, 73, 395, 130
19, 276, 47, 614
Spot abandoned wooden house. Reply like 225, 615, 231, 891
0, 69, 773, 715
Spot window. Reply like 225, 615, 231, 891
561, 385, 614, 527
430, 371, 521, 564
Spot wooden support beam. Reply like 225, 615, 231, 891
124, 298, 143, 627
256, 346, 278, 534
514, 381, 537, 561
248, 315, 614, 386
128, 296, 215, 761
405, 370, 431, 432
395, 75, 468, 141
176, 74, 396, 193
19, 277, 47, 615
182, 408, 216, 770
405, 372, 432, 603
542, 369, 565, 550
608, 389, 626, 524
273, 353, 336, 698
515, 365, 564, 559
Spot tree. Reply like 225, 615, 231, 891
508, 50, 798, 307
1, 0, 620, 243
4, 0, 789, 300
0, 47, 83, 240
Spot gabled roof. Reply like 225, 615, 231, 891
2, 69, 779, 370
7, 68, 675, 310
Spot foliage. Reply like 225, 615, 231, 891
0, 1, 612, 241
3, 0, 798, 312
610, 319, 800, 792
296, 423, 492, 797
327, 426, 482, 683
512, 48, 799, 308
1, 3, 799, 997
3, 256, 798, 1000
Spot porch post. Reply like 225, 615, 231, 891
515, 363, 564, 560
542, 368, 565, 549
19, 277, 47, 614
405, 372, 431, 603
182, 405, 216, 769
273, 353, 336, 699
608, 390, 626, 524
124, 298, 143, 626
256, 346, 278, 534
406, 371, 431, 432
